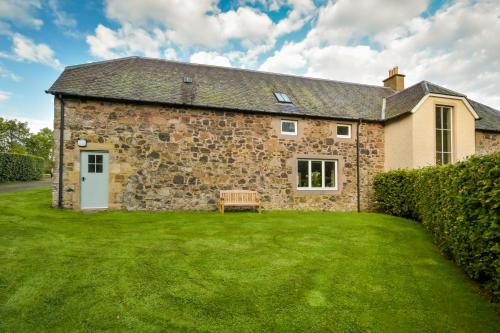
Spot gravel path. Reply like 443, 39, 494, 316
0, 175, 52, 193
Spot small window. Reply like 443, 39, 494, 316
336, 124, 351, 138
274, 92, 292, 103
88, 154, 104, 174
297, 159, 338, 190
281, 120, 297, 135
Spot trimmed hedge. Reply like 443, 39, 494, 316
374, 152, 500, 301
0, 152, 45, 182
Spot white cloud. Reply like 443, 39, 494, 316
259, 41, 307, 73
0, 0, 43, 29
89, 0, 314, 61
190, 51, 232, 67
0, 65, 21, 81
0, 90, 10, 102
314, 0, 429, 44
104, 0, 224, 47
218, 7, 273, 46
164, 48, 178, 60
11, 33, 62, 69
48, 0, 77, 28
273, 0, 316, 38
87, 24, 165, 59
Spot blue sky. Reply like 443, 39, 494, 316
1, 0, 499, 132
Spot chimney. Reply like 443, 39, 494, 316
383, 66, 405, 91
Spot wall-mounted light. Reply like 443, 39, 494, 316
77, 139, 87, 147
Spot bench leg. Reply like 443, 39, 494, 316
219, 202, 224, 214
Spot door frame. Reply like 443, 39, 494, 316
80, 150, 109, 209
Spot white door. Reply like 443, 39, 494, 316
80, 151, 109, 209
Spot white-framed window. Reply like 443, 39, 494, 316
436, 105, 453, 165
281, 120, 298, 135
336, 124, 351, 138
297, 159, 338, 190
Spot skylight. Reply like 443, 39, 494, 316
274, 92, 292, 103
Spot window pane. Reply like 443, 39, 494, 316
442, 108, 451, 129
311, 161, 322, 187
96, 155, 103, 163
325, 161, 336, 188
88, 154, 95, 163
442, 152, 451, 164
95, 164, 103, 173
282, 121, 296, 133
436, 129, 442, 151
281, 94, 291, 103
442, 130, 451, 152
88, 163, 95, 173
337, 125, 349, 136
297, 160, 308, 187
436, 153, 442, 165
436, 107, 442, 128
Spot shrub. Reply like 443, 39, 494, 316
373, 169, 417, 219
0, 152, 45, 182
373, 152, 500, 301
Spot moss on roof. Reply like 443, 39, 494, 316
47, 56, 500, 132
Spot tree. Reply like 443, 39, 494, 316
25, 127, 53, 161
0, 117, 30, 154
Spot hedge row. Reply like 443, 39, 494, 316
373, 152, 500, 300
0, 152, 45, 182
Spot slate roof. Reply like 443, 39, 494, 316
470, 100, 500, 132
47, 56, 500, 132
47, 56, 393, 121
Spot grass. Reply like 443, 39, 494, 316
0, 189, 499, 332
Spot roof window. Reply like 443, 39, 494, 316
274, 92, 292, 103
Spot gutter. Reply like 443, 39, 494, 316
58, 95, 65, 208
356, 118, 362, 213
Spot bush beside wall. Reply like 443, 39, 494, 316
374, 152, 500, 300
0, 153, 45, 182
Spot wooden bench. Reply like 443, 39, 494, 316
219, 190, 261, 213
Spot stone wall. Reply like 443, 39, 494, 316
53, 97, 385, 211
475, 131, 499, 155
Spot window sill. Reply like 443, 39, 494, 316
297, 187, 338, 190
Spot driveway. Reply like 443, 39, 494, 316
0, 175, 52, 193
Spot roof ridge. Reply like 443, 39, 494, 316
424, 80, 466, 97
67, 56, 395, 91
423, 81, 429, 94
64, 56, 140, 70
385, 80, 426, 99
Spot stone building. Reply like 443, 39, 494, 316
47, 57, 500, 211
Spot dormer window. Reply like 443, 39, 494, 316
274, 92, 292, 103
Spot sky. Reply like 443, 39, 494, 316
0, 0, 499, 133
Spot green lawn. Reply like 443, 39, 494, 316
0, 189, 498, 332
